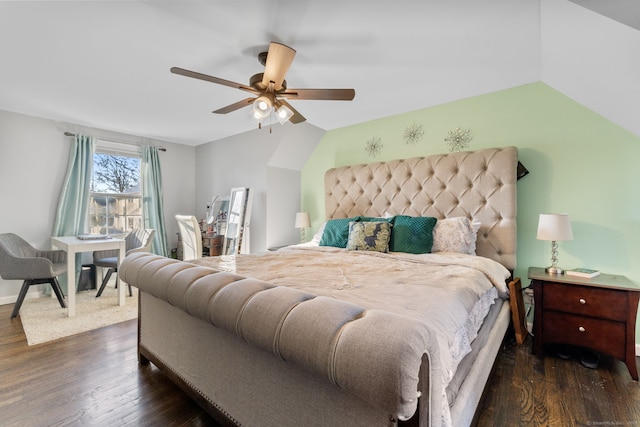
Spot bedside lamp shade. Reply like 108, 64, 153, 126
537, 213, 573, 241
295, 212, 311, 229
537, 213, 573, 274
295, 212, 310, 243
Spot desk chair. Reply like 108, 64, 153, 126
93, 228, 155, 297
175, 215, 202, 260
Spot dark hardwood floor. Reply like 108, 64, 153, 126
476, 331, 640, 427
1, 303, 638, 426
0, 303, 218, 427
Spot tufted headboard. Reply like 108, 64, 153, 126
324, 146, 517, 270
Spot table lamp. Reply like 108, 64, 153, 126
295, 212, 311, 243
537, 213, 573, 274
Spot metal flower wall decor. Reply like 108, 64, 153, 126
403, 122, 424, 146
445, 127, 472, 152
365, 136, 383, 157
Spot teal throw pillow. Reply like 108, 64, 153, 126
346, 221, 392, 252
319, 217, 359, 248
389, 215, 438, 254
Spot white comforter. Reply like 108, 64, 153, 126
192, 246, 510, 426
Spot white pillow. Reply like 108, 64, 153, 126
432, 217, 480, 255
309, 221, 327, 245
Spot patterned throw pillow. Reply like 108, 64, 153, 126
431, 217, 479, 255
389, 215, 438, 254
357, 216, 394, 224
346, 221, 392, 252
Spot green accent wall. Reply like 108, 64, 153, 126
301, 82, 640, 345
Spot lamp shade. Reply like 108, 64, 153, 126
252, 95, 272, 119
295, 212, 310, 229
275, 104, 294, 124
537, 213, 573, 241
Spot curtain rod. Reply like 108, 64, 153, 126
64, 132, 167, 152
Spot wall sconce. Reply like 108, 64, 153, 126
537, 213, 573, 274
295, 212, 311, 243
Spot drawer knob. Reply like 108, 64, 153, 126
579, 298, 586, 304
578, 326, 586, 333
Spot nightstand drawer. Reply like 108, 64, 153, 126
544, 311, 626, 359
543, 282, 627, 321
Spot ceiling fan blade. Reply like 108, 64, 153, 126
213, 98, 255, 114
171, 67, 258, 95
278, 99, 306, 124
280, 88, 355, 101
261, 42, 296, 91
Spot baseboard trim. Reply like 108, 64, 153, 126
0, 290, 42, 306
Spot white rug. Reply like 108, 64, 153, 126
19, 288, 138, 345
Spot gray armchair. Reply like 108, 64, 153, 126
0, 233, 67, 319
93, 228, 155, 297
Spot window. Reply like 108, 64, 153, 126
89, 142, 142, 235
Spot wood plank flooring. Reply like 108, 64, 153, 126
0, 303, 217, 427
1, 303, 638, 426
476, 332, 640, 427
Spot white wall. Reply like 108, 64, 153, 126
0, 108, 321, 304
195, 122, 323, 252
0, 109, 195, 303
541, 0, 640, 137
267, 167, 302, 248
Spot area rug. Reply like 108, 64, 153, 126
19, 288, 138, 345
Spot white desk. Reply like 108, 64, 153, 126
51, 236, 126, 317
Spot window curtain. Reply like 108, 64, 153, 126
141, 145, 168, 257
52, 134, 95, 294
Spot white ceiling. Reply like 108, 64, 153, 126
570, 0, 640, 31
0, 0, 543, 146
0, 1, 635, 146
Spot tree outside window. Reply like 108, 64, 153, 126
89, 152, 142, 235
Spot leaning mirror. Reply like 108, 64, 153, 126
206, 196, 229, 236
222, 187, 253, 255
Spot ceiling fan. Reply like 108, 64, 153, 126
171, 42, 355, 125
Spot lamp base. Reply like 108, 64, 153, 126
545, 266, 564, 275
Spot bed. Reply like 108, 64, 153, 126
120, 146, 518, 427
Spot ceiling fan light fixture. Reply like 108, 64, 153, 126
171, 42, 354, 126
252, 95, 272, 119
275, 103, 294, 124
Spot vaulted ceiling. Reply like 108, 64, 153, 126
0, 1, 637, 146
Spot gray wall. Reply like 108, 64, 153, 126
194, 122, 323, 252
0, 110, 323, 304
0, 109, 196, 303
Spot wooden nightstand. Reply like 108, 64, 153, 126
529, 267, 640, 380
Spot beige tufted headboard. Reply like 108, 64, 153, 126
324, 146, 517, 270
